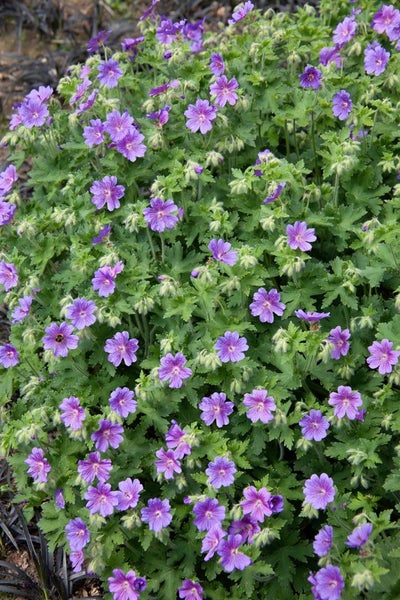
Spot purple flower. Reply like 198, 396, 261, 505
65, 298, 96, 329
299, 410, 330, 441
69, 78, 91, 106
319, 46, 342, 68
55, 489, 65, 509
215, 331, 248, 363
65, 518, 90, 551
25, 447, 51, 484
109, 387, 137, 417
165, 421, 191, 458
332, 16, 357, 45
249, 288, 285, 323
210, 52, 225, 76
371, 5, 400, 35
228, 1, 254, 25
193, 497, 225, 531
299, 66, 322, 90
92, 223, 111, 245
108, 569, 139, 600
115, 127, 147, 162
0, 165, 18, 195
178, 580, 203, 600
210, 76, 239, 107
364, 41, 390, 76
303, 473, 335, 510
87, 29, 111, 53
263, 182, 286, 204
0, 201, 16, 226
97, 59, 123, 88
84, 482, 119, 517
328, 386, 363, 420
104, 110, 134, 142
146, 106, 171, 128
229, 515, 260, 544
143, 198, 179, 232
345, 523, 373, 548
19, 98, 49, 128
0, 344, 19, 368
69, 551, 84, 574
91, 419, 124, 452
116, 477, 143, 511
42, 322, 79, 357
0, 261, 18, 291
92, 262, 124, 297
240, 486, 273, 522
206, 456, 236, 488
327, 326, 350, 359
77, 452, 113, 484
83, 119, 105, 147
133, 577, 146, 593
199, 392, 234, 427
295, 309, 330, 322
158, 352, 192, 388
269, 494, 284, 514
104, 331, 139, 367
218, 534, 252, 572
156, 17, 183, 45
155, 448, 182, 479
208, 239, 238, 266
184, 99, 217, 134
312, 565, 344, 600
243, 389, 276, 423
201, 525, 226, 560
90, 176, 125, 212
332, 90, 352, 120
313, 525, 333, 557
286, 221, 316, 251
141, 497, 172, 531
366, 338, 400, 374
75, 90, 98, 115
59, 396, 86, 430
11, 295, 33, 323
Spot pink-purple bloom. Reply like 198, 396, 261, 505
249, 288, 285, 323
299, 410, 330, 441
184, 99, 217, 134
332, 16, 357, 45
206, 456, 236, 488
299, 66, 322, 90
91, 419, 124, 452
366, 338, 400, 374
328, 386, 363, 420
0, 343, 19, 368
109, 387, 137, 417
115, 127, 147, 162
104, 331, 139, 367
345, 523, 373, 548
90, 176, 125, 212
327, 326, 351, 359
286, 221, 316, 251
77, 452, 113, 484
199, 392, 234, 427
201, 525, 226, 560
158, 352, 192, 388
97, 59, 123, 88
108, 568, 140, 600
371, 5, 400, 35
210, 52, 225, 76
104, 110, 135, 142
215, 331, 248, 363
228, 1, 254, 25
92, 261, 124, 297
364, 41, 390, 76
0, 261, 18, 291
92, 223, 111, 245
193, 497, 225, 531
210, 76, 239, 107
11, 295, 33, 323
229, 515, 260, 544
0, 165, 18, 195
116, 477, 143, 511
59, 396, 86, 430
84, 482, 119, 516
143, 198, 179, 232
332, 90, 352, 120
313, 525, 333, 557
310, 565, 344, 600
25, 447, 51, 484
263, 182, 286, 204
155, 448, 182, 479
243, 389, 276, 423
141, 497, 172, 531
65, 298, 96, 329
295, 309, 330, 322
83, 119, 105, 147
303, 473, 335, 510
319, 46, 343, 68
240, 486, 274, 522
178, 580, 203, 600
0, 200, 16, 226
165, 421, 191, 458
42, 322, 79, 357
65, 518, 90, 552
208, 239, 238, 266
217, 534, 252, 572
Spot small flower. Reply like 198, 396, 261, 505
19, 98, 49, 128
303, 473, 335, 510
229, 515, 260, 544
319, 45, 342, 68
201, 525, 226, 560
199, 392, 234, 427
65, 518, 90, 552
295, 309, 331, 322
371, 5, 400, 35
366, 338, 400, 374
91, 420, 124, 452
206, 456, 236, 488
104, 331, 139, 367
92, 223, 111, 245
116, 477, 143, 511
87, 29, 111, 52
345, 523, 373, 548
65, 298, 97, 329
208, 239, 238, 266
83, 119, 105, 147
109, 387, 137, 417
104, 109, 135, 143
243, 389, 276, 423
143, 197, 179, 232
313, 525, 333, 557
0, 165, 18, 195
25, 447, 51, 484
249, 288, 285, 323
312, 565, 344, 600
108, 569, 139, 600
263, 182, 286, 204
116, 127, 147, 162
0, 261, 18, 291
141, 497, 172, 531
11, 295, 33, 323
178, 579, 203, 600
332, 90, 352, 121
0, 343, 19, 368
327, 326, 351, 359
42, 322, 79, 357
0, 200, 16, 226
240, 486, 273, 522
97, 59, 123, 88
55, 489, 65, 509
84, 482, 119, 517
193, 497, 225, 531
364, 41, 390, 76
286, 221, 316, 251
158, 352, 192, 388
299, 410, 330, 441
90, 176, 125, 212
328, 386, 363, 420
60, 396, 86, 430
210, 52, 225, 76
155, 448, 182, 479
92, 262, 123, 297
210, 75, 239, 107
215, 331, 248, 363
77, 452, 113, 484
228, 1, 254, 25
165, 421, 191, 458
332, 16, 357, 45
218, 534, 252, 572
299, 66, 322, 90
184, 99, 217, 134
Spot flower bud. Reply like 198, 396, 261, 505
272, 328, 289, 353
124, 213, 141, 233
351, 570, 374, 591
260, 215, 275, 232
254, 527, 277, 547
230, 378, 243, 394
134, 296, 154, 315
205, 151, 224, 168
121, 511, 142, 529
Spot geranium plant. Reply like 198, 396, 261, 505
1, 0, 400, 598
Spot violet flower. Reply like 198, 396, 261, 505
215, 331, 248, 363
143, 198, 179, 232
199, 392, 234, 427
84, 482, 119, 517
249, 288, 285, 323
59, 396, 86, 430
77, 452, 112, 484
0, 343, 19, 368
328, 386, 363, 420
210, 76, 239, 107
205, 456, 236, 488
141, 498, 172, 531
286, 221, 316, 251
108, 569, 139, 600
208, 239, 238, 266
97, 59, 123, 88
303, 473, 335, 510
299, 66, 322, 90
65, 298, 96, 329
90, 176, 125, 211
345, 523, 373, 548
366, 338, 400, 374
178, 580, 203, 600
332, 90, 352, 120
364, 41, 390, 76
158, 352, 192, 388
184, 99, 217, 134
299, 410, 330, 441
313, 524, 333, 557
25, 447, 51, 484
42, 322, 79, 357
116, 477, 143, 511
0, 261, 18, 291
193, 497, 225, 531
109, 386, 137, 417
65, 518, 90, 551
217, 534, 252, 572
104, 331, 139, 367
327, 326, 351, 359
243, 389, 276, 424
91, 419, 124, 452
155, 448, 182, 479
